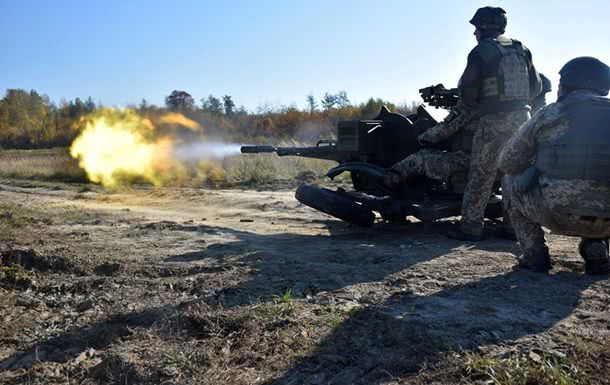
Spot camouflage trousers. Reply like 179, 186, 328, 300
391, 149, 470, 188
502, 175, 610, 257
460, 110, 530, 236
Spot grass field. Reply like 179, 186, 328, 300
0, 148, 88, 183
0, 147, 343, 187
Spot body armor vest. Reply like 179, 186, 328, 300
536, 95, 610, 181
477, 37, 531, 114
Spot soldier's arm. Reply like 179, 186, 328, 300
418, 102, 477, 144
525, 47, 543, 99
498, 103, 562, 175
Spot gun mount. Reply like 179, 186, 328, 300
241, 103, 502, 227
241, 106, 436, 167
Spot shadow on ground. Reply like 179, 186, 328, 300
1, 219, 599, 385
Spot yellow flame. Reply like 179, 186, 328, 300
158, 112, 201, 130
70, 109, 178, 187
69, 108, 229, 188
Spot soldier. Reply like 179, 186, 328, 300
450, 6, 541, 240
388, 73, 551, 192
386, 104, 477, 191
387, 7, 541, 240
500, 57, 610, 274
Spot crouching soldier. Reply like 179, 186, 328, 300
499, 57, 610, 274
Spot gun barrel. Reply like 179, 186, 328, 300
240, 145, 276, 154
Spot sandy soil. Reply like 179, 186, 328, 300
0, 179, 608, 384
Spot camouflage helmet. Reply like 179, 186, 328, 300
559, 56, 610, 95
469, 7, 507, 33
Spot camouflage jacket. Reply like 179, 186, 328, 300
499, 90, 610, 215
418, 103, 478, 145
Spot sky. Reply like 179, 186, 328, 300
1, 0, 609, 112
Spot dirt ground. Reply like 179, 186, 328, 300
0, 178, 609, 384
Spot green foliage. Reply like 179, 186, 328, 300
165, 90, 195, 111
273, 288, 294, 317
274, 288, 293, 304
222, 95, 235, 116
306, 94, 317, 113
0, 264, 32, 289
201, 94, 223, 115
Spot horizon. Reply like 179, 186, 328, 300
2, 0, 609, 111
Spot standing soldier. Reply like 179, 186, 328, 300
448, 6, 541, 240
386, 7, 542, 213
499, 57, 610, 274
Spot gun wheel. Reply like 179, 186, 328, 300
295, 185, 375, 227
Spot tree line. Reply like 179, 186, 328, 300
0, 89, 417, 149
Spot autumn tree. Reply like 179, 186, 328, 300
0, 89, 58, 148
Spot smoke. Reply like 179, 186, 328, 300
173, 141, 242, 162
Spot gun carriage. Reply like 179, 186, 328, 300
241, 86, 503, 227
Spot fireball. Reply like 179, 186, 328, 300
70, 109, 191, 187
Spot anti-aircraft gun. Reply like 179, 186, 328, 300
241, 86, 503, 227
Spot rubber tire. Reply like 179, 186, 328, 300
295, 184, 375, 227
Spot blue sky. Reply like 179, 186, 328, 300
1, 0, 609, 111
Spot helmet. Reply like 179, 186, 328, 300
469, 7, 507, 33
559, 57, 610, 95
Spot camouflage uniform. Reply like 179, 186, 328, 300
499, 90, 610, 261
460, 109, 530, 235
391, 106, 477, 188
455, 34, 541, 237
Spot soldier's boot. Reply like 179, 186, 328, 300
579, 238, 610, 275
446, 222, 484, 241
518, 245, 551, 272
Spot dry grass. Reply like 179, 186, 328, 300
0, 148, 347, 187
0, 148, 87, 183
0, 202, 48, 241
463, 352, 578, 385
222, 153, 342, 186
